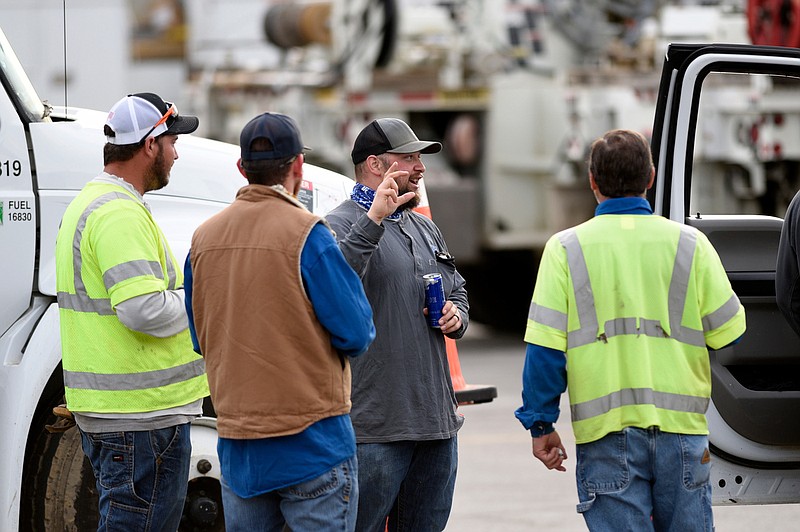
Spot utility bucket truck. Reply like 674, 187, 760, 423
185, 0, 800, 329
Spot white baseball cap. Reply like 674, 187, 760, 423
105, 92, 199, 146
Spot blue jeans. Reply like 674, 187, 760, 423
575, 427, 713, 532
356, 438, 458, 532
79, 423, 192, 532
220, 455, 358, 532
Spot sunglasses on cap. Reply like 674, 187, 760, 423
138, 102, 178, 145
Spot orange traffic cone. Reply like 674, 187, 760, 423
415, 183, 496, 405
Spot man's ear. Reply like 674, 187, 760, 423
288, 154, 305, 195
589, 172, 599, 192
142, 135, 158, 156
368, 155, 383, 175
292, 153, 304, 176
236, 158, 247, 178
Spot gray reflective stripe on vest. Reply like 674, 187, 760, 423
60, 191, 167, 314
559, 230, 600, 348
553, 225, 706, 349
702, 294, 741, 332
528, 302, 568, 331
162, 241, 178, 289
103, 260, 164, 287
57, 291, 114, 315
603, 317, 667, 338
570, 387, 709, 422
64, 358, 206, 391
666, 227, 705, 347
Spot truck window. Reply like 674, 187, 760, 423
690, 71, 800, 219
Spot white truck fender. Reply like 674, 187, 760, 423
0, 299, 61, 530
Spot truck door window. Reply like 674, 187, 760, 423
690, 71, 800, 219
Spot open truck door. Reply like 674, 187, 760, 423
650, 43, 800, 505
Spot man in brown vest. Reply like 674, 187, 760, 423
186, 112, 375, 531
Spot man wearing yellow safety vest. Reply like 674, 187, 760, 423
55, 93, 209, 531
515, 129, 746, 531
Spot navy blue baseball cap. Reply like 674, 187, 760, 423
240, 112, 309, 161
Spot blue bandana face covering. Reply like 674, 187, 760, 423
351, 184, 402, 220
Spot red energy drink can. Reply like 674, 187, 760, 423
423, 273, 445, 328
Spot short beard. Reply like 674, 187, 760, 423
396, 191, 421, 212
143, 142, 170, 192
376, 155, 421, 212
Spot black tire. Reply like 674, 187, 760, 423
42, 428, 99, 530
20, 371, 225, 531
20, 368, 99, 531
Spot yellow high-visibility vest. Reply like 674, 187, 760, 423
526, 214, 745, 444
55, 180, 208, 413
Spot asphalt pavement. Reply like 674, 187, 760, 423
445, 324, 800, 531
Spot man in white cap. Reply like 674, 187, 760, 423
55, 93, 208, 531
326, 118, 469, 531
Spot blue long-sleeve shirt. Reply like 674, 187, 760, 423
185, 222, 375, 496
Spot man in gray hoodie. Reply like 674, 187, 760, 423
326, 118, 469, 532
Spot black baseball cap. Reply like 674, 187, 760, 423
351, 118, 442, 164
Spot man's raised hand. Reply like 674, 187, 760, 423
367, 162, 414, 224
